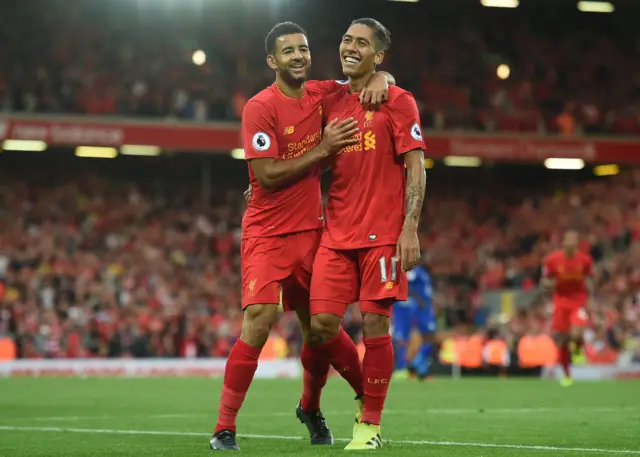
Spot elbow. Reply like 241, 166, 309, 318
256, 176, 277, 191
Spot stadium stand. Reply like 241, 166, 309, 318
0, 0, 639, 368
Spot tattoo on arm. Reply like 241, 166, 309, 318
403, 151, 426, 231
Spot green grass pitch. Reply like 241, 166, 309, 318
1, 377, 639, 456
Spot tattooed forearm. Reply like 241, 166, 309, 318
403, 149, 426, 231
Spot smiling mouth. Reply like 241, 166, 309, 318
290, 62, 306, 70
343, 56, 361, 65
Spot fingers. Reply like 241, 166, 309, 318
341, 127, 360, 138
336, 117, 356, 129
325, 118, 339, 129
400, 244, 420, 272
361, 88, 372, 110
359, 88, 368, 105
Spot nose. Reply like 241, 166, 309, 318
293, 49, 304, 60
343, 41, 357, 53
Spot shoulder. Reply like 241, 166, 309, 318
305, 79, 349, 96
246, 87, 278, 110
387, 86, 417, 104
243, 92, 278, 121
545, 251, 562, 263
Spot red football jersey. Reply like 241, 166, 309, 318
543, 250, 593, 305
320, 85, 425, 249
241, 80, 344, 239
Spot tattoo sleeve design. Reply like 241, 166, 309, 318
404, 154, 426, 230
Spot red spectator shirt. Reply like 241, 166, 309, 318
543, 250, 593, 306
321, 85, 426, 249
241, 80, 344, 239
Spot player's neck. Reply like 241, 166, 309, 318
348, 71, 374, 95
275, 77, 305, 99
564, 249, 576, 258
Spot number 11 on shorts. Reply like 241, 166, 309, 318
378, 256, 398, 283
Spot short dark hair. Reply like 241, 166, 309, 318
265, 22, 307, 55
350, 18, 391, 52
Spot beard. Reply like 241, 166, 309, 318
277, 65, 308, 87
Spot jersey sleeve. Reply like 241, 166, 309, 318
388, 91, 426, 156
241, 100, 279, 160
305, 80, 348, 97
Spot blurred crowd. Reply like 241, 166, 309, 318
0, 153, 639, 362
1, 0, 639, 135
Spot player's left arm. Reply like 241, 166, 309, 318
397, 149, 426, 271
390, 91, 427, 272
310, 72, 396, 110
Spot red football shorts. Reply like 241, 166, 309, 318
241, 229, 321, 311
310, 245, 408, 318
552, 301, 588, 333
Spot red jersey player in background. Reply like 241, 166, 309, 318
309, 18, 426, 450
210, 22, 394, 451
541, 230, 595, 387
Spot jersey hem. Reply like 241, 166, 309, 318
241, 226, 323, 240
319, 239, 399, 250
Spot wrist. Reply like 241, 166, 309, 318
316, 141, 331, 158
402, 224, 418, 233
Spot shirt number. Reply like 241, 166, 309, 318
378, 256, 398, 283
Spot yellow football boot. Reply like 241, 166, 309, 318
345, 421, 382, 450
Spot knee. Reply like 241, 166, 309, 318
310, 314, 342, 342
362, 313, 390, 339
240, 304, 278, 347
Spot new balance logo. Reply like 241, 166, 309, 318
283, 126, 295, 135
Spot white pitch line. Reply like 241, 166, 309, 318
0, 425, 638, 454
7, 407, 634, 422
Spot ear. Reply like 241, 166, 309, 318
266, 54, 278, 70
374, 51, 385, 66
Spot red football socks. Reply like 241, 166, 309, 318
361, 335, 393, 425
559, 344, 571, 378
214, 339, 261, 434
300, 343, 330, 412
321, 328, 364, 397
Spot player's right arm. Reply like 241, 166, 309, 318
243, 100, 359, 191
540, 255, 556, 296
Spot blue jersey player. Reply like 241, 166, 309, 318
392, 265, 436, 379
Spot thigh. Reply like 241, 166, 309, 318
358, 245, 408, 302
241, 236, 289, 309
282, 230, 322, 312
552, 305, 572, 333
310, 246, 359, 315
414, 303, 437, 335
569, 306, 589, 328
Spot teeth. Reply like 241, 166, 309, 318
344, 57, 359, 64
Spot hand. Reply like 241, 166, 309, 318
360, 72, 389, 111
321, 118, 359, 155
395, 228, 420, 272
243, 185, 252, 204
